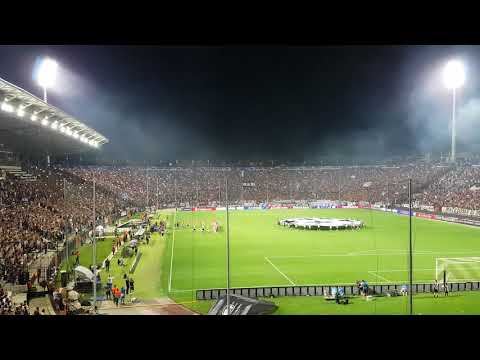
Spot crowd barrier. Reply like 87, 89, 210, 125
196, 281, 480, 300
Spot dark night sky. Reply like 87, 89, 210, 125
2, 45, 480, 161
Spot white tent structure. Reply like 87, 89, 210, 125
95, 225, 105, 236
74, 265, 95, 282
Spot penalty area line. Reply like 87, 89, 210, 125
368, 271, 392, 282
265, 257, 296, 286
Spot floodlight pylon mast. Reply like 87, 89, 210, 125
92, 178, 97, 314
225, 175, 231, 315
408, 178, 413, 315
63, 179, 67, 273
174, 176, 177, 208
451, 88, 456, 163
146, 167, 149, 208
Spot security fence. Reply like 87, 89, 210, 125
196, 281, 480, 300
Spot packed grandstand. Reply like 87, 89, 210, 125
3, 77, 480, 315
2, 160, 480, 291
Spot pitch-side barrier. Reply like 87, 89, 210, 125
196, 281, 480, 300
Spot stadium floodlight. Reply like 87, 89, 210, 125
443, 60, 465, 90
31, 113, 38, 121
17, 106, 25, 117
73, 131, 79, 139
36, 57, 58, 103
1, 101, 14, 113
65, 127, 72, 136
41, 117, 49, 126
443, 59, 465, 163
51, 121, 58, 130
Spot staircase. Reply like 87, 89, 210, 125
0, 165, 37, 182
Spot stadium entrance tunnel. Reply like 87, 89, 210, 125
278, 218, 364, 230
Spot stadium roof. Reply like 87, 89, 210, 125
0, 77, 108, 156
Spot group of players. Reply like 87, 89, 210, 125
175, 220, 220, 233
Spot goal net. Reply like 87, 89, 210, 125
436, 257, 480, 282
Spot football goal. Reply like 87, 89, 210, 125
436, 257, 480, 282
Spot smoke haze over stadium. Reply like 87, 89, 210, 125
2, 45, 480, 161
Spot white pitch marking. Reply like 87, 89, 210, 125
368, 271, 392, 282
265, 257, 296, 285
372, 268, 435, 273
269, 250, 480, 259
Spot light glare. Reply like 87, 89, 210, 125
1, 102, 14, 113
443, 60, 465, 89
37, 58, 58, 89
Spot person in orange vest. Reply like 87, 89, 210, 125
112, 286, 119, 307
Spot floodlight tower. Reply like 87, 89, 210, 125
442, 60, 465, 163
37, 57, 58, 103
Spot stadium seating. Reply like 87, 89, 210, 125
2, 159, 480, 304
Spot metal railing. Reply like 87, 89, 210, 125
196, 281, 480, 300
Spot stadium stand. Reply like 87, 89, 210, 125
65, 163, 475, 210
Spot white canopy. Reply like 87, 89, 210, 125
74, 266, 94, 282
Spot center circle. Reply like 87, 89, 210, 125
278, 218, 364, 230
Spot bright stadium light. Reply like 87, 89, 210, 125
41, 117, 49, 126
17, 106, 25, 117
1, 101, 14, 113
31, 113, 38, 121
443, 59, 465, 162
36, 57, 58, 103
65, 128, 72, 136
73, 131, 79, 139
443, 60, 465, 90
51, 121, 58, 130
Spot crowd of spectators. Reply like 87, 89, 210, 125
416, 166, 480, 210
3, 161, 480, 290
0, 165, 126, 285
0, 284, 29, 315
67, 163, 457, 208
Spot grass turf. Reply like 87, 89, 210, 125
59, 212, 173, 301
189, 291, 480, 315
60, 209, 480, 314
167, 208, 480, 313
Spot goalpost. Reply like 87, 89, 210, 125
436, 257, 480, 282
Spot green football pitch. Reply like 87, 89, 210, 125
166, 208, 480, 308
